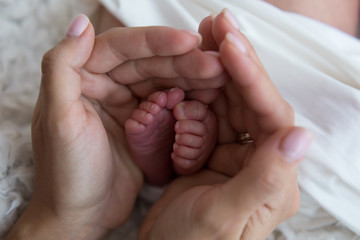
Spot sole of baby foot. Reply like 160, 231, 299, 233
125, 88, 185, 186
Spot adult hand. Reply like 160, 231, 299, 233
202, 9, 296, 175
6, 14, 225, 240
139, 10, 313, 240
140, 127, 312, 240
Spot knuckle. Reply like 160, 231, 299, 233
286, 102, 295, 121
281, 100, 295, 118
41, 49, 55, 76
41, 44, 67, 76
41, 46, 63, 78
273, 178, 301, 220
287, 188, 301, 217
191, 187, 217, 220
256, 170, 284, 194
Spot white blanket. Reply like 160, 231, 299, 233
100, 0, 360, 238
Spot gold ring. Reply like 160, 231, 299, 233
238, 131, 254, 145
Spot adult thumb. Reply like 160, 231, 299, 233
216, 127, 313, 236
40, 14, 95, 112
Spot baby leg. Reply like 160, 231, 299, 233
172, 101, 217, 175
125, 88, 185, 186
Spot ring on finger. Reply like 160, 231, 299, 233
237, 131, 254, 145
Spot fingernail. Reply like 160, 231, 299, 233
182, 30, 203, 46
173, 143, 178, 150
222, 8, 239, 29
66, 14, 89, 37
169, 87, 178, 92
280, 128, 313, 163
175, 103, 186, 120
175, 134, 180, 141
225, 33, 247, 53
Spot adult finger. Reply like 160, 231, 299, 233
198, 14, 218, 51
185, 88, 222, 104
40, 14, 94, 116
125, 73, 228, 100
107, 48, 223, 85
216, 9, 294, 133
212, 9, 266, 72
85, 26, 202, 74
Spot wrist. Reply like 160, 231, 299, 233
5, 200, 109, 240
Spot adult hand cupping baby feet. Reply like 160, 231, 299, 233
86, 24, 225, 187
6, 9, 312, 240
6, 15, 226, 240
139, 10, 313, 240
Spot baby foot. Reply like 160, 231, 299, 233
172, 100, 217, 175
125, 88, 185, 186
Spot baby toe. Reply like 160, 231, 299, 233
175, 120, 206, 136
175, 133, 204, 148
173, 143, 201, 160
173, 100, 208, 121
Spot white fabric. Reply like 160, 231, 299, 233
100, 0, 360, 238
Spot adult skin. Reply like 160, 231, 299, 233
5, 15, 225, 240
138, 10, 313, 240
6, 7, 314, 240
25, 0, 357, 238
264, 0, 360, 36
